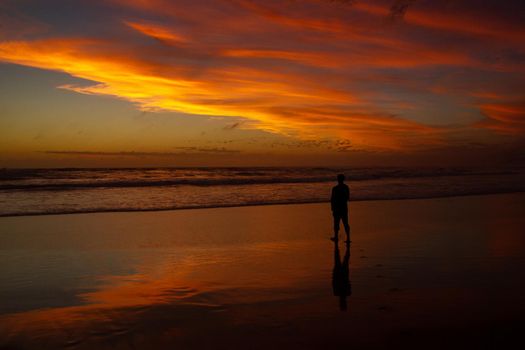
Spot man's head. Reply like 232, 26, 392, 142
337, 174, 345, 184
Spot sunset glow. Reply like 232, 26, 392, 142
1, 0, 524, 166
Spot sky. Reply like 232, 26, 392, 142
0, 0, 524, 167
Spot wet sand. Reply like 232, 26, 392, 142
1, 193, 525, 349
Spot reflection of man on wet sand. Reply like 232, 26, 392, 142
332, 241, 351, 311
331, 174, 350, 242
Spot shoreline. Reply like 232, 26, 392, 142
2, 189, 525, 218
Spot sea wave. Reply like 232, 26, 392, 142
1, 166, 523, 217
0, 167, 517, 191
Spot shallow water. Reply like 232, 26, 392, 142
1, 193, 525, 348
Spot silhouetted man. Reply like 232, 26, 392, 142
331, 173, 350, 242
332, 240, 351, 311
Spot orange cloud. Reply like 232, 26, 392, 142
0, 37, 473, 151
480, 104, 525, 124
221, 46, 473, 69
476, 102, 525, 135
125, 21, 188, 44
0, 38, 367, 138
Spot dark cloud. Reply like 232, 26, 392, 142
43, 148, 241, 156
173, 146, 241, 153
389, 0, 417, 20
334, 139, 353, 152
223, 122, 242, 130
0, 2, 50, 40
322, 0, 356, 5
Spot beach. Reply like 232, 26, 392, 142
1, 193, 525, 349
3, 1, 525, 348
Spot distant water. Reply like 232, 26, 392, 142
1, 166, 524, 216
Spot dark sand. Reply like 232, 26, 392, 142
1, 193, 525, 349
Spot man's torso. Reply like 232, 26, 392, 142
331, 184, 349, 213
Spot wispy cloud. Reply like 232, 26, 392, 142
124, 20, 189, 44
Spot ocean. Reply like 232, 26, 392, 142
1, 166, 524, 217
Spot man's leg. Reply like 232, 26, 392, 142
332, 214, 340, 240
